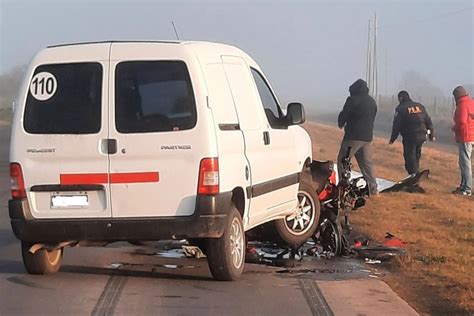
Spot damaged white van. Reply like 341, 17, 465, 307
9, 41, 318, 280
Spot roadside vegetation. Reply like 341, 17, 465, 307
0, 65, 25, 124
0, 109, 12, 123
305, 122, 473, 315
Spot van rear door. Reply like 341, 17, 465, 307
16, 44, 112, 219
108, 43, 202, 218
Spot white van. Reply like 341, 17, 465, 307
9, 41, 319, 280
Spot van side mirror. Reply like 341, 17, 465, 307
286, 102, 305, 125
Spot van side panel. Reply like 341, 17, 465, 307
221, 56, 299, 228
198, 58, 249, 221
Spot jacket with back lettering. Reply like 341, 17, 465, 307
453, 95, 474, 143
390, 98, 434, 143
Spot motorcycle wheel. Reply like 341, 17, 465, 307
320, 218, 343, 256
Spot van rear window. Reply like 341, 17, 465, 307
24, 63, 102, 134
115, 61, 197, 133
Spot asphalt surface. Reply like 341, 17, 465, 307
0, 125, 417, 315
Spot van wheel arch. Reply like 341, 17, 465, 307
301, 158, 314, 185
231, 187, 245, 219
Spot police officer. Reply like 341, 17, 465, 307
389, 91, 435, 175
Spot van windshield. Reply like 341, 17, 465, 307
115, 61, 197, 133
24, 62, 103, 134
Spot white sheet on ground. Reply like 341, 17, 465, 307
350, 171, 395, 192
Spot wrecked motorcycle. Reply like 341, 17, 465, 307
310, 147, 368, 255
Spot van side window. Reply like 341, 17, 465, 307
250, 68, 284, 129
24, 63, 102, 134
115, 61, 197, 133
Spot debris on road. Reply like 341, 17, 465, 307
365, 258, 381, 264
109, 263, 123, 269
276, 268, 355, 274
245, 241, 303, 268
354, 246, 406, 262
155, 249, 186, 259
380, 169, 430, 193
182, 245, 206, 258
382, 232, 405, 248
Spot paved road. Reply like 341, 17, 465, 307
0, 125, 417, 315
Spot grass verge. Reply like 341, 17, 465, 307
304, 122, 473, 315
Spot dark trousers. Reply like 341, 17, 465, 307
402, 139, 424, 175
337, 140, 378, 195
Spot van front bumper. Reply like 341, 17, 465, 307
9, 193, 232, 243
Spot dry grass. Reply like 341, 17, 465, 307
304, 122, 474, 315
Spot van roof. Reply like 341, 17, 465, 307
47, 40, 183, 48
43, 40, 255, 65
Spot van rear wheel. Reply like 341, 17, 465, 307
206, 207, 245, 281
21, 242, 63, 274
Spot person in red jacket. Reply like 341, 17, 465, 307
452, 86, 474, 196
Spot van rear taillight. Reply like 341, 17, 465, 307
198, 158, 219, 195
10, 163, 26, 199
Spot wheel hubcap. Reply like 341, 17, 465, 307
230, 218, 244, 269
285, 191, 315, 235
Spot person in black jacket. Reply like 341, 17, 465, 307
389, 90, 435, 175
338, 79, 378, 195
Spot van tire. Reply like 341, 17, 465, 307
21, 242, 63, 274
206, 207, 245, 281
274, 180, 320, 248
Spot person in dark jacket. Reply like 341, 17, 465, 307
389, 91, 434, 175
338, 79, 378, 195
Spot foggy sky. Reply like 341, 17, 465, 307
1, 0, 473, 107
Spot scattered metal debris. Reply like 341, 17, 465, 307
182, 245, 206, 259
276, 268, 354, 274
155, 249, 186, 259
246, 241, 303, 268
110, 262, 195, 270
355, 246, 406, 262
365, 258, 382, 264
109, 263, 123, 269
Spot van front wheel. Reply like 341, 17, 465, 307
206, 207, 245, 281
274, 181, 320, 248
21, 242, 63, 274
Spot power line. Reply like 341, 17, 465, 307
376, 6, 474, 30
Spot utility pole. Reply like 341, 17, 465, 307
385, 51, 388, 96
373, 12, 378, 101
366, 20, 371, 85
366, 13, 379, 102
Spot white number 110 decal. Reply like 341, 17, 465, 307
30, 72, 57, 101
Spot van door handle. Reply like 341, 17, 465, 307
101, 139, 117, 154
263, 131, 270, 145
107, 139, 118, 154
